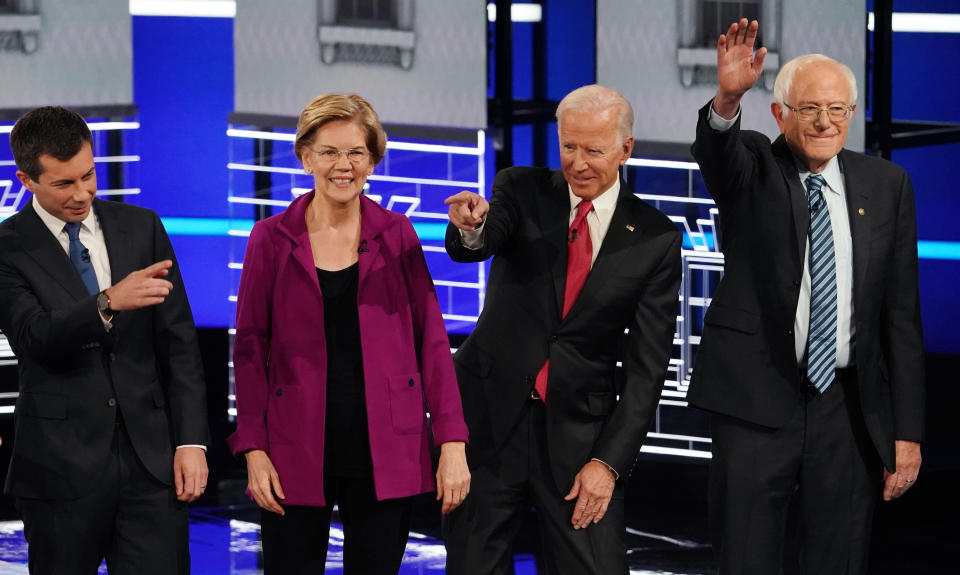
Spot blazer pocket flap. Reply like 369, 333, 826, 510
17, 392, 67, 420
703, 304, 760, 334
388, 373, 425, 435
588, 391, 616, 417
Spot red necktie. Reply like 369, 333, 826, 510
534, 200, 593, 402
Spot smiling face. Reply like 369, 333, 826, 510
16, 142, 97, 223
301, 120, 373, 207
772, 60, 855, 173
558, 107, 633, 201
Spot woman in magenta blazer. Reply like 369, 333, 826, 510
227, 93, 470, 574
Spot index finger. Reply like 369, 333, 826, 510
444, 191, 476, 206
142, 260, 174, 276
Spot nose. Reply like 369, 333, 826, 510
333, 151, 353, 169
812, 108, 833, 129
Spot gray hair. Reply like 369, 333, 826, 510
773, 54, 858, 117
556, 84, 634, 144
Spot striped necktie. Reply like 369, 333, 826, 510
804, 174, 837, 393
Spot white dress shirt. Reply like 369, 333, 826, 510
707, 107, 854, 368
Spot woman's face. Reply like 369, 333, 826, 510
301, 119, 372, 205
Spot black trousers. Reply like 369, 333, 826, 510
709, 368, 883, 575
18, 421, 189, 575
444, 400, 628, 575
260, 475, 413, 574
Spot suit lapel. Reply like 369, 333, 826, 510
773, 136, 810, 268
17, 201, 90, 299
95, 200, 135, 285
543, 171, 572, 319
565, 188, 636, 319
839, 150, 871, 305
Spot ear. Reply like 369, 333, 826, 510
771, 102, 786, 131
848, 103, 857, 120
620, 136, 634, 165
15, 170, 35, 192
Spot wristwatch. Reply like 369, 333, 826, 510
97, 290, 116, 317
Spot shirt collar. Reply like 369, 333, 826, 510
32, 196, 97, 237
799, 156, 843, 196
567, 178, 620, 213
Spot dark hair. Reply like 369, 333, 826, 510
10, 106, 93, 181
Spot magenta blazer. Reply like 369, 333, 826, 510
227, 192, 468, 506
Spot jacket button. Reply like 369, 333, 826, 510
550, 335, 559, 343
786, 329, 794, 336
793, 280, 801, 287
408, 379, 415, 387
275, 388, 283, 397
110, 353, 116, 361
107, 398, 117, 407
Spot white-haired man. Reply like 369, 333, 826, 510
442, 84, 682, 574
689, 19, 925, 574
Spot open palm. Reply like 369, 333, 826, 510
717, 18, 767, 97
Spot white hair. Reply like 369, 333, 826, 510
556, 84, 634, 143
773, 54, 857, 117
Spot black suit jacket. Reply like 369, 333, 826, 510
687, 101, 925, 471
0, 199, 209, 499
446, 167, 681, 490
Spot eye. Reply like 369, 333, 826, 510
587, 148, 604, 156
321, 149, 338, 160
800, 106, 821, 114
347, 149, 367, 161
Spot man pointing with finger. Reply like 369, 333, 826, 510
0, 106, 209, 574
688, 19, 925, 574
443, 85, 681, 574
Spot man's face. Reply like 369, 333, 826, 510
772, 61, 855, 173
558, 107, 632, 201
17, 142, 97, 222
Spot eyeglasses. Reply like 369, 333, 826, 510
309, 147, 370, 164
782, 103, 853, 123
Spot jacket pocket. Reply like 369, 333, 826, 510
388, 373, 425, 435
703, 304, 760, 335
588, 391, 616, 417
16, 391, 67, 420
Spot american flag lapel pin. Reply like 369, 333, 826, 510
625, 225, 635, 232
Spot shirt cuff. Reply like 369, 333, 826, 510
707, 105, 740, 132
590, 457, 619, 481
177, 444, 207, 452
458, 222, 485, 250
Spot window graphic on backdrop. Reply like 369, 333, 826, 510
0, 0, 40, 54
318, 0, 417, 69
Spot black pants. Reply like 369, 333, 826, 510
260, 475, 413, 574
444, 400, 628, 575
18, 422, 190, 575
710, 368, 883, 575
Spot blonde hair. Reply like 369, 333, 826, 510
556, 84, 634, 144
295, 93, 387, 165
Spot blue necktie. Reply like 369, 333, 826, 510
64, 222, 100, 295
804, 174, 837, 393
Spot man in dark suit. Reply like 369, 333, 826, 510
0, 106, 209, 573
442, 85, 681, 574
688, 20, 925, 574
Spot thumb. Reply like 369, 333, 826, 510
174, 462, 184, 496
564, 476, 581, 501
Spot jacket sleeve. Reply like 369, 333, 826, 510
400, 217, 469, 445
227, 222, 276, 455
150, 212, 210, 447
444, 168, 522, 263
590, 230, 682, 476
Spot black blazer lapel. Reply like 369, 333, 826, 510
17, 201, 90, 300
543, 171, 572, 319
839, 150, 872, 306
94, 200, 136, 285
773, 136, 810, 268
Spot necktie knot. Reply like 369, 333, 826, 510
575, 200, 593, 218
805, 174, 826, 212
64, 221, 82, 240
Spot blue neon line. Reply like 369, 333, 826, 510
149, 218, 960, 262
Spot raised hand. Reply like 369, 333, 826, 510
714, 18, 767, 119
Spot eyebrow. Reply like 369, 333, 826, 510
46, 166, 95, 185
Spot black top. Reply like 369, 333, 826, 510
316, 262, 372, 477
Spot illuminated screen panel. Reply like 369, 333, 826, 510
233, 0, 486, 129
596, 0, 866, 149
